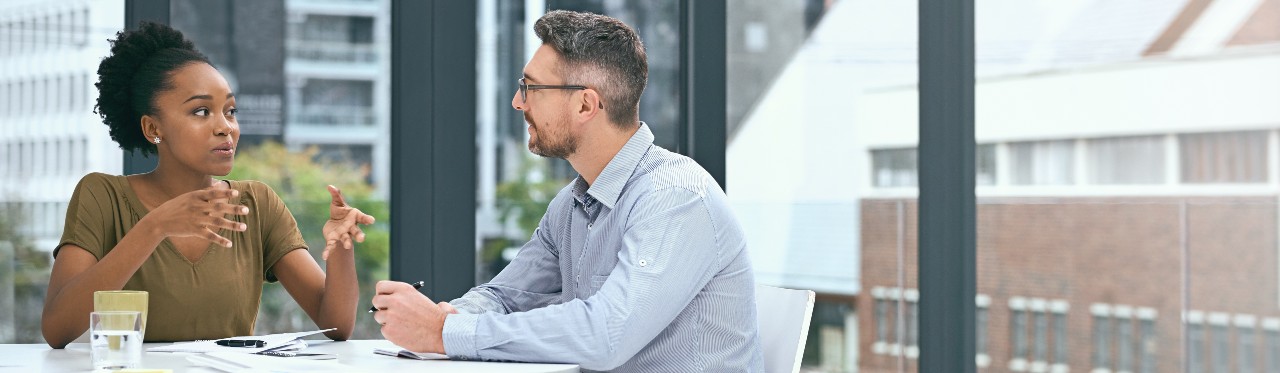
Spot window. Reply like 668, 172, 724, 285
36, 78, 45, 115
1116, 313, 1132, 372
56, 13, 65, 47
1238, 320, 1255, 373
977, 143, 997, 185
288, 15, 376, 63
1012, 298, 1029, 368
19, 80, 27, 116
0, 142, 7, 177
887, 289, 899, 353
76, 8, 88, 47
1211, 322, 1229, 373
1265, 321, 1280, 372
1180, 131, 1268, 183
1010, 140, 1075, 185
1032, 302, 1048, 364
875, 292, 889, 345
35, 141, 45, 177
1086, 135, 1165, 184
1188, 313, 1206, 373
1093, 305, 1111, 370
295, 79, 375, 126
977, 294, 991, 366
1052, 304, 1068, 365
872, 148, 917, 188
906, 290, 919, 357
170, 0, 391, 339
1137, 310, 1156, 373
52, 139, 61, 176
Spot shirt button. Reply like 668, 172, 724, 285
588, 223, 593, 230
639, 259, 649, 267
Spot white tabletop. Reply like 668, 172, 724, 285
0, 340, 579, 372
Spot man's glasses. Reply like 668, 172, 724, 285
517, 78, 588, 104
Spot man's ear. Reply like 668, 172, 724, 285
575, 89, 603, 122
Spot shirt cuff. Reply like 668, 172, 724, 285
442, 313, 481, 360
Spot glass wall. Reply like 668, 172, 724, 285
728, 0, 915, 371
0, 0, 125, 344
851, 1, 1280, 372
475, 0, 680, 284
168, 0, 391, 339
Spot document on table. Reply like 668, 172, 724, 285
188, 351, 359, 373
147, 328, 334, 353
371, 339, 448, 360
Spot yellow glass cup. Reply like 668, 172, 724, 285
94, 291, 148, 340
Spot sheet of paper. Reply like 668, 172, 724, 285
188, 351, 359, 372
148, 328, 334, 353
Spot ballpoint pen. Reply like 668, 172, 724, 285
369, 280, 425, 312
215, 339, 266, 348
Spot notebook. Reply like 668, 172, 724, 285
373, 347, 448, 360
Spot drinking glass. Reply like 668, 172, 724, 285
89, 311, 142, 370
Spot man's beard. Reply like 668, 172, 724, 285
527, 112, 578, 159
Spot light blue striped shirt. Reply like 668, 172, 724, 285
442, 123, 763, 372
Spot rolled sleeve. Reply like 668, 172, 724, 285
442, 313, 481, 359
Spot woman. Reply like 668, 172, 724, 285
41, 22, 374, 348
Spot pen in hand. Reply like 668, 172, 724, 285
368, 280, 425, 313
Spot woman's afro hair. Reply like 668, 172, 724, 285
94, 21, 210, 155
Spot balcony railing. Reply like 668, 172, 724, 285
288, 105, 376, 126
287, 41, 379, 63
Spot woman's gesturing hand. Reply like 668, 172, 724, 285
322, 185, 376, 260
144, 187, 249, 247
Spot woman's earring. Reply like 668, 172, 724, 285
153, 137, 161, 144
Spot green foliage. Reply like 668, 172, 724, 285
0, 203, 51, 343
495, 156, 566, 235
225, 141, 389, 339
480, 156, 568, 280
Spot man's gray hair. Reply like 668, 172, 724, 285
534, 10, 647, 128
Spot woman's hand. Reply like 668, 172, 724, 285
142, 187, 248, 247
322, 185, 376, 260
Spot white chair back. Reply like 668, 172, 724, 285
755, 284, 816, 373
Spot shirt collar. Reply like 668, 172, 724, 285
571, 122, 654, 210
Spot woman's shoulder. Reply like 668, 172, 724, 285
70, 172, 130, 204
75, 172, 126, 190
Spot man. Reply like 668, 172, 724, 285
372, 10, 762, 372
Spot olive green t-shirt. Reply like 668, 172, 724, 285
55, 172, 307, 342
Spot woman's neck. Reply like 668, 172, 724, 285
143, 160, 220, 200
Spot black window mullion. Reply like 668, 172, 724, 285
389, 1, 477, 300
917, 0, 976, 371
677, 0, 726, 190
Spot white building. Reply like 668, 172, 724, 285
0, 0, 125, 251
283, 0, 391, 198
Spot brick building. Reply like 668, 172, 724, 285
859, 197, 1280, 372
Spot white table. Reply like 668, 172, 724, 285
0, 340, 579, 372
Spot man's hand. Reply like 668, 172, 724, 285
371, 281, 456, 354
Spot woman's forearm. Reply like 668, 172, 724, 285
42, 219, 165, 348
317, 246, 358, 340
